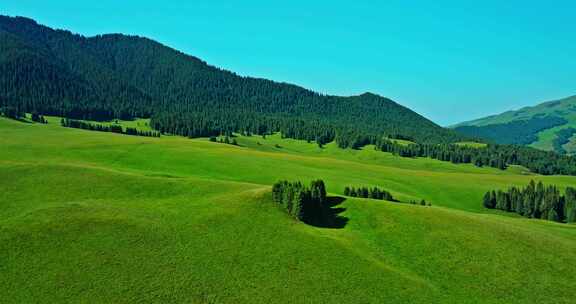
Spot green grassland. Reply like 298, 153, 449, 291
1, 117, 576, 303
454, 141, 488, 148
529, 118, 576, 153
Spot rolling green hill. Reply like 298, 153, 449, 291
453, 95, 576, 154
1, 116, 576, 303
0, 15, 462, 144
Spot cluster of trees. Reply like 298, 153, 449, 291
61, 119, 160, 137
344, 185, 431, 206
31, 112, 47, 123
0, 106, 24, 120
344, 186, 395, 201
124, 127, 160, 137
209, 135, 238, 146
0, 107, 47, 123
374, 138, 576, 176
483, 180, 576, 223
271, 180, 327, 222
408, 199, 431, 206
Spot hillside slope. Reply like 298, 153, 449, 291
453, 95, 576, 153
0, 15, 462, 144
1, 117, 576, 303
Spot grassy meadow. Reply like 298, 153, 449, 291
1, 116, 576, 303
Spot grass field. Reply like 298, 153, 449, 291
1, 116, 576, 303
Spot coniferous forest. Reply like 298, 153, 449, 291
0, 15, 461, 145
483, 181, 576, 223
2, 15, 576, 177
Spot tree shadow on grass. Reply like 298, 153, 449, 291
304, 196, 349, 229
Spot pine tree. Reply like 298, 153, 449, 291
483, 192, 496, 209
565, 187, 576, 223
310, 180, 327, 205
344, 187, 351, 196
350, 188, 357, 197
292, 189, 306, 220
548, 208, 561, 222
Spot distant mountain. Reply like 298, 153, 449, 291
0, 15, 463, 145
453, 95, 576, 153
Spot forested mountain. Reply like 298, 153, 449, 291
0, 15, 463, 144
453, 95, 576, 154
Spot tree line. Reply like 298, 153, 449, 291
272, 180, 327, 222
373, 138, 576, 176
344, 185, 431, 206
1, 107, 47, 123
483, 180, 576, 223
408, 199, 430, 206
0, 106, 25, 120
324, 131, 576, 176
344, 186, 395, 201
31, 112, 47, 124
209, 135, 238, 146
61, 119, 160, 137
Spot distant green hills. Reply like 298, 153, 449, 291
453, 95, 576, 154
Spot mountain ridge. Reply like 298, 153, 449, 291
454, 95, 576, 127
453, 95, 576, 153
0, 14, 463, 145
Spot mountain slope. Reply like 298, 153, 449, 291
453, 95, 576, 153
0, 15, 462, 144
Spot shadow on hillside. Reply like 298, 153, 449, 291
304, 196, 349, 229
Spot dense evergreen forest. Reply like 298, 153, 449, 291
0, 15, 462, 145
483, 181, 576, 224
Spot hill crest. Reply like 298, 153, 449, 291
0, 14, 462, 144
453, 95, 576, 153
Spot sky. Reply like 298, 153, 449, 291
2, 1, 575, 125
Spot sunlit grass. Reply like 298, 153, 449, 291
1, 116, 576, 303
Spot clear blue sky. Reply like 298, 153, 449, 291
2, 1, 575, 125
